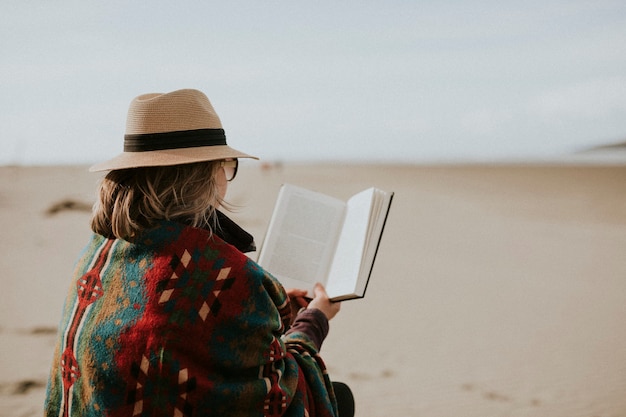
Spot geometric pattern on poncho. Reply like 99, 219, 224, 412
157, 248, 235, 322
45, 220, 338, 417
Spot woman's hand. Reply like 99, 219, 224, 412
286, 288, 310, 318
307, 283, 341, 320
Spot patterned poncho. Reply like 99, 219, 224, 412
45, 221, 337, 417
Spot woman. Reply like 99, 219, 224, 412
44, 89, 350, 417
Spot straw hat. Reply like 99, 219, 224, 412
89, 89, 257, 172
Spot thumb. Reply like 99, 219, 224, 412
313, 283, 329, 299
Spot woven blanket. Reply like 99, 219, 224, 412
45, 221, 337, 417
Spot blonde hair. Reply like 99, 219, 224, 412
91, 161, 223, 240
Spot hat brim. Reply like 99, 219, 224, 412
89, 145, 258, 172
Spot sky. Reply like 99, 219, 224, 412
1, 1, 626, 165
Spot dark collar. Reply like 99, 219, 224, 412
213, 210, 256, 253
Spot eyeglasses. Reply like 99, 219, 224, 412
219, 159, 238, 182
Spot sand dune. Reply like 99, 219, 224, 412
2, 163, 626, 416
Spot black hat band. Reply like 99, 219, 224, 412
124, 128, 227, 152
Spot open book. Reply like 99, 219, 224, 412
257, 184, 394, 301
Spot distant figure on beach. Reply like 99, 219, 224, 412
44, 89, 353, 417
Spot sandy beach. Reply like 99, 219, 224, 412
1, 163, 626, 416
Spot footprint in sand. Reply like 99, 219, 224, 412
462, 383, 542, 407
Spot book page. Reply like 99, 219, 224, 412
325, 188, 375, 299
257, 184, 346, 294
356, 189, 393, 295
